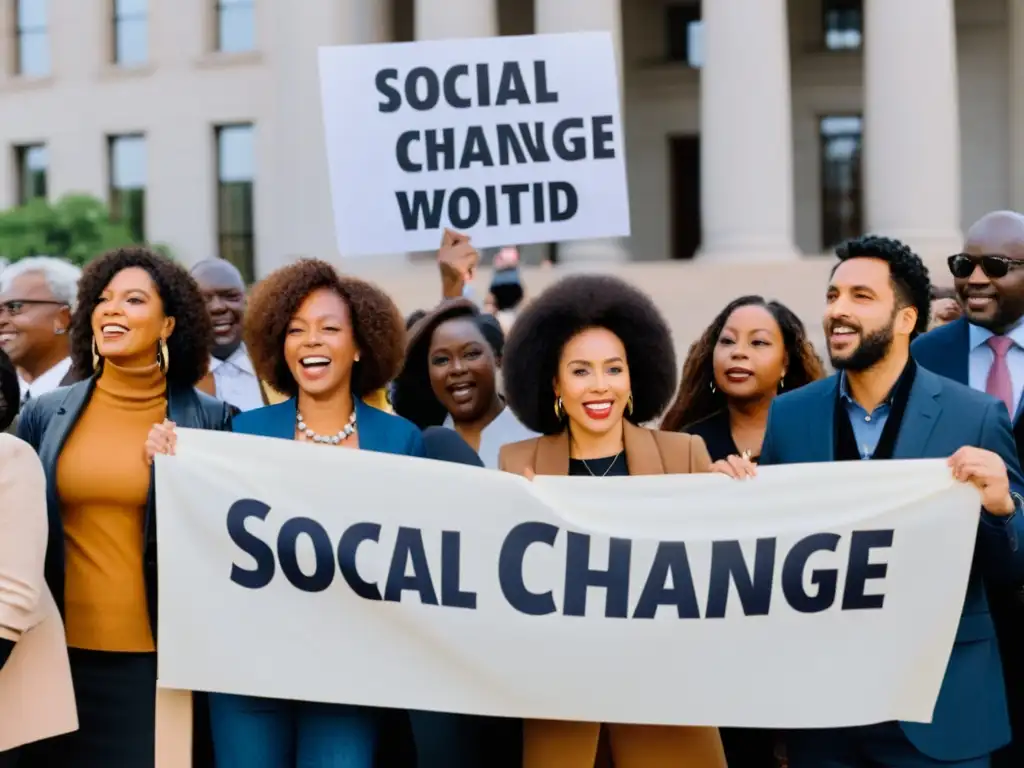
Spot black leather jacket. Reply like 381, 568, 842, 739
17, 378, 233, 635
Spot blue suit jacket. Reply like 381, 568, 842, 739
232, 397, 425, 458
760, 365, 1024, 761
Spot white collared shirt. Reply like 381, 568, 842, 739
17, 356, 72, 403
209, 345, 264, 413
443, 405, 538, 469
968, 318, 1024, 419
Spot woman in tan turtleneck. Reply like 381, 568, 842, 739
16, 247, 232, 768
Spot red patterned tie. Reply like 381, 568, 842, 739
986, 336, 1015, 417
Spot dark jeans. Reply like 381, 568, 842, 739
209, 692, 376, 768
26, 648, 157, 768
788, 722, 990, 767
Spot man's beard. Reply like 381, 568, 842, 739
829, 322, 895, 372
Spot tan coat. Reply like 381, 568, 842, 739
499, 421, 727, 768
0, 434, 77, 752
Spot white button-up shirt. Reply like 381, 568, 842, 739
209, 345, 264, 413
17, 356, 72, 403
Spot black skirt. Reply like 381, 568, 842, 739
28, 648, 158, 768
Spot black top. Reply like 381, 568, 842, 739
569, 453, 629, 477
682, 409, 757, 463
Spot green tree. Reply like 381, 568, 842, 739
0, 194, 170, 266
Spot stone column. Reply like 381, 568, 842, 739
863, 0, 961, 257
1010, 0, 1024, 212
415, 0, 496, 40
535, 0, 629, 263
263, 0, 392, 274
698, 0, 797, 261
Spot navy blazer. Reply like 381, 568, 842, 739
760, 366, 1024, 762
232, 397, 425, 459
16, 378, 233, 633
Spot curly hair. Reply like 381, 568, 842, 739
392, 298, 500, 429
661, 296, 826, 433
70, 247, 212, 388
0, 347, 19, 432
245, 259, 405, 398
502, 275, 677, 435
833, 235, 931, 338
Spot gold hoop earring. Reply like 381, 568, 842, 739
157, 338, 170, 375
554, 396, 565, 421
626, 393, 634, 416
92, 338, 102, 373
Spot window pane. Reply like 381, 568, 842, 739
111, 135, 147, 189
115, 18, 148, 66
218, 3, 255, 53
17, 145, 48, 204
824, 2, 862, 51
114, 0, 147, 16
687, 21, 705, 68
16, 0, 47, 30
820, 116, 863, 249
217, 125, 254, 182
17, 31, 50, 76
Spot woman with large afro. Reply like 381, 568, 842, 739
498, 274, 728, 768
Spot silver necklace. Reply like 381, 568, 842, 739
296, 410, 357, 445
579, 451, 623, 477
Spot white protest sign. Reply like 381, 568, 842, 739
318, 32, 630, 257
156, 430, 979, 728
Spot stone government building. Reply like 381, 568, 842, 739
1, 0, 1021, 357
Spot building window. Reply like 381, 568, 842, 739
112, 0, 148, 66
820, 115, 863, 250
665, 2, 703, 68
109, 135, 147, 241
14, 0, 50, 77
14, 144, 47, 204
216, 0, 255, 53
216, 124, 255, 282
824, 0, 862, 51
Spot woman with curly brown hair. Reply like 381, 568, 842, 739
16, 247, 232, 767
148, 259, 422, 767
498, 274, 727, 768
662, 296, 825, 466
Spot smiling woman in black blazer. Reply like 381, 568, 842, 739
17, 247, 231, 768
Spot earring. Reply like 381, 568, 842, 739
553, 396, 565, 421
92, 337, 102, 373
779, 375, 786, 391
157, 338, 170, 375
626, 393, 634, 416
709, 381, 717, 394
54, 327, 66, 336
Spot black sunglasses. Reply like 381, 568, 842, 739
948, 253, 1024, 280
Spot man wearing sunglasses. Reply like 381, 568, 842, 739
914, 210, 1024, 768
0, 257, 81, 428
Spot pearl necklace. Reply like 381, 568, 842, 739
296, 410, 357, 445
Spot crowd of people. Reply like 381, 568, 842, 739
1, 210, 1024, 768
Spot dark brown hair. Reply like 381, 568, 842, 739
502, 275, 677, 435
70, 247, 211, 388
661, 295, 826, 432
244, 259, 405, 398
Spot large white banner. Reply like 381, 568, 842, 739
318, 32, 630, 257
156, 429, 980, 729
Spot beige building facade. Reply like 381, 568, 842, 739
0, 0, 1022, 353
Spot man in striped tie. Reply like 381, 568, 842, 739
913, 210, 1024, 768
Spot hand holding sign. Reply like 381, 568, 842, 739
439, 229, 479, 299
948, 446, 1014, 516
